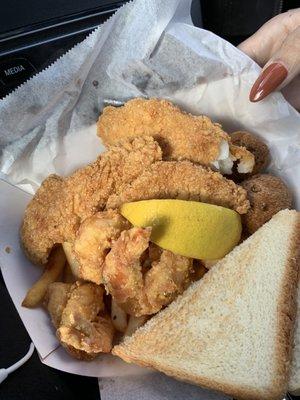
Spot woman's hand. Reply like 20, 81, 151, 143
238, 9, 300, 110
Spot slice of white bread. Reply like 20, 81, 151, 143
113, 210, 300, 400
289, 283, 300, 395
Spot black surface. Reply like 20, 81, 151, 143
201, 0, 300, 46
0, 271, 100, 400
0, 0, 123, 36
282, 0, 300, 11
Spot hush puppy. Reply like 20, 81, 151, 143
241, 174, 292, 234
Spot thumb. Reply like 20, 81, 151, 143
250, 26, 300, 102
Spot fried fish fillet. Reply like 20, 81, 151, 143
21, 175, 65, 265
107, 161, 249, 214
97, 98, 254, 175
21, 136, 162, 265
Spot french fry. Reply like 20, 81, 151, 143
62, 242, 80, 278
111, 299, 128, 333
22, 246, 66, 308
63, 262, 76, 283
125, 315, 148, 336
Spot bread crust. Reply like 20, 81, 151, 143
275, 213, 300, 393
112, 352, 282, 400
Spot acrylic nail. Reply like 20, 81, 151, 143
249, 63, 288, 102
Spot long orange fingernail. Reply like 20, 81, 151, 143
249, 62, 288, 102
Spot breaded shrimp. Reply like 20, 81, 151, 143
21, 136, 162, 265
57, 282, 114, 360
230, 131, 270, 180
102, 227, 193, 317
73, 210, 131, 284
97, 98, 254, 174
107, 161, 250, 214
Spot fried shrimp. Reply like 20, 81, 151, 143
107, 161, 250, 214
97, 98, 254, 174
230, 131, 270, 180
21, 136, 161, 265
73, 210, 131, 284
44, 282, 72, 328
102, 227, 193, 317
56, 282, 114, 360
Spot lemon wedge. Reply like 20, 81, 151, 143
120, 199, 241, 259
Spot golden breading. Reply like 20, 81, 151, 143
102, 227, 193, 317
241, 174, 293, 234
97, 98, 254, 174
44, 282, 72, 328
20, 136, 162, 265
73, 210, 130, 284
63, 135, 162, 226
56, 282, 114, 360
20, 175, 65, 265
107, 161, 250, 214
